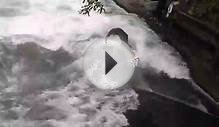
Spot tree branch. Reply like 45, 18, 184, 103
79, 0, 105, 16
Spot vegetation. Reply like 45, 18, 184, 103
79, 0, 105, 16
188, 0, 219, 28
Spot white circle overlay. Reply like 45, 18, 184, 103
83, 37, 135, 90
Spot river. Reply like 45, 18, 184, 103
0, 0, 218, 127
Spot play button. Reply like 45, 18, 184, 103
83, 37, 135, 90
105, 51, 117, 75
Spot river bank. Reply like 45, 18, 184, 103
113, 0, 219, 102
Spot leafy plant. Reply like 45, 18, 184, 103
79, 0, 105, 16
188, 0, 219, 27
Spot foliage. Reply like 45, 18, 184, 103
79, 0, 105, 16
188, 0, 219, 28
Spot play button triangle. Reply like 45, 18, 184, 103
105, 51, 117, 75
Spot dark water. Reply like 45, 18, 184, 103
125, 89, 219, 127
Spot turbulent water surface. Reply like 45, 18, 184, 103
0, 0, 217, 127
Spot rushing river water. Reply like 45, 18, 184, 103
0, 0, 217, 127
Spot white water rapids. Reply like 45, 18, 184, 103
0, 0, 215, 127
